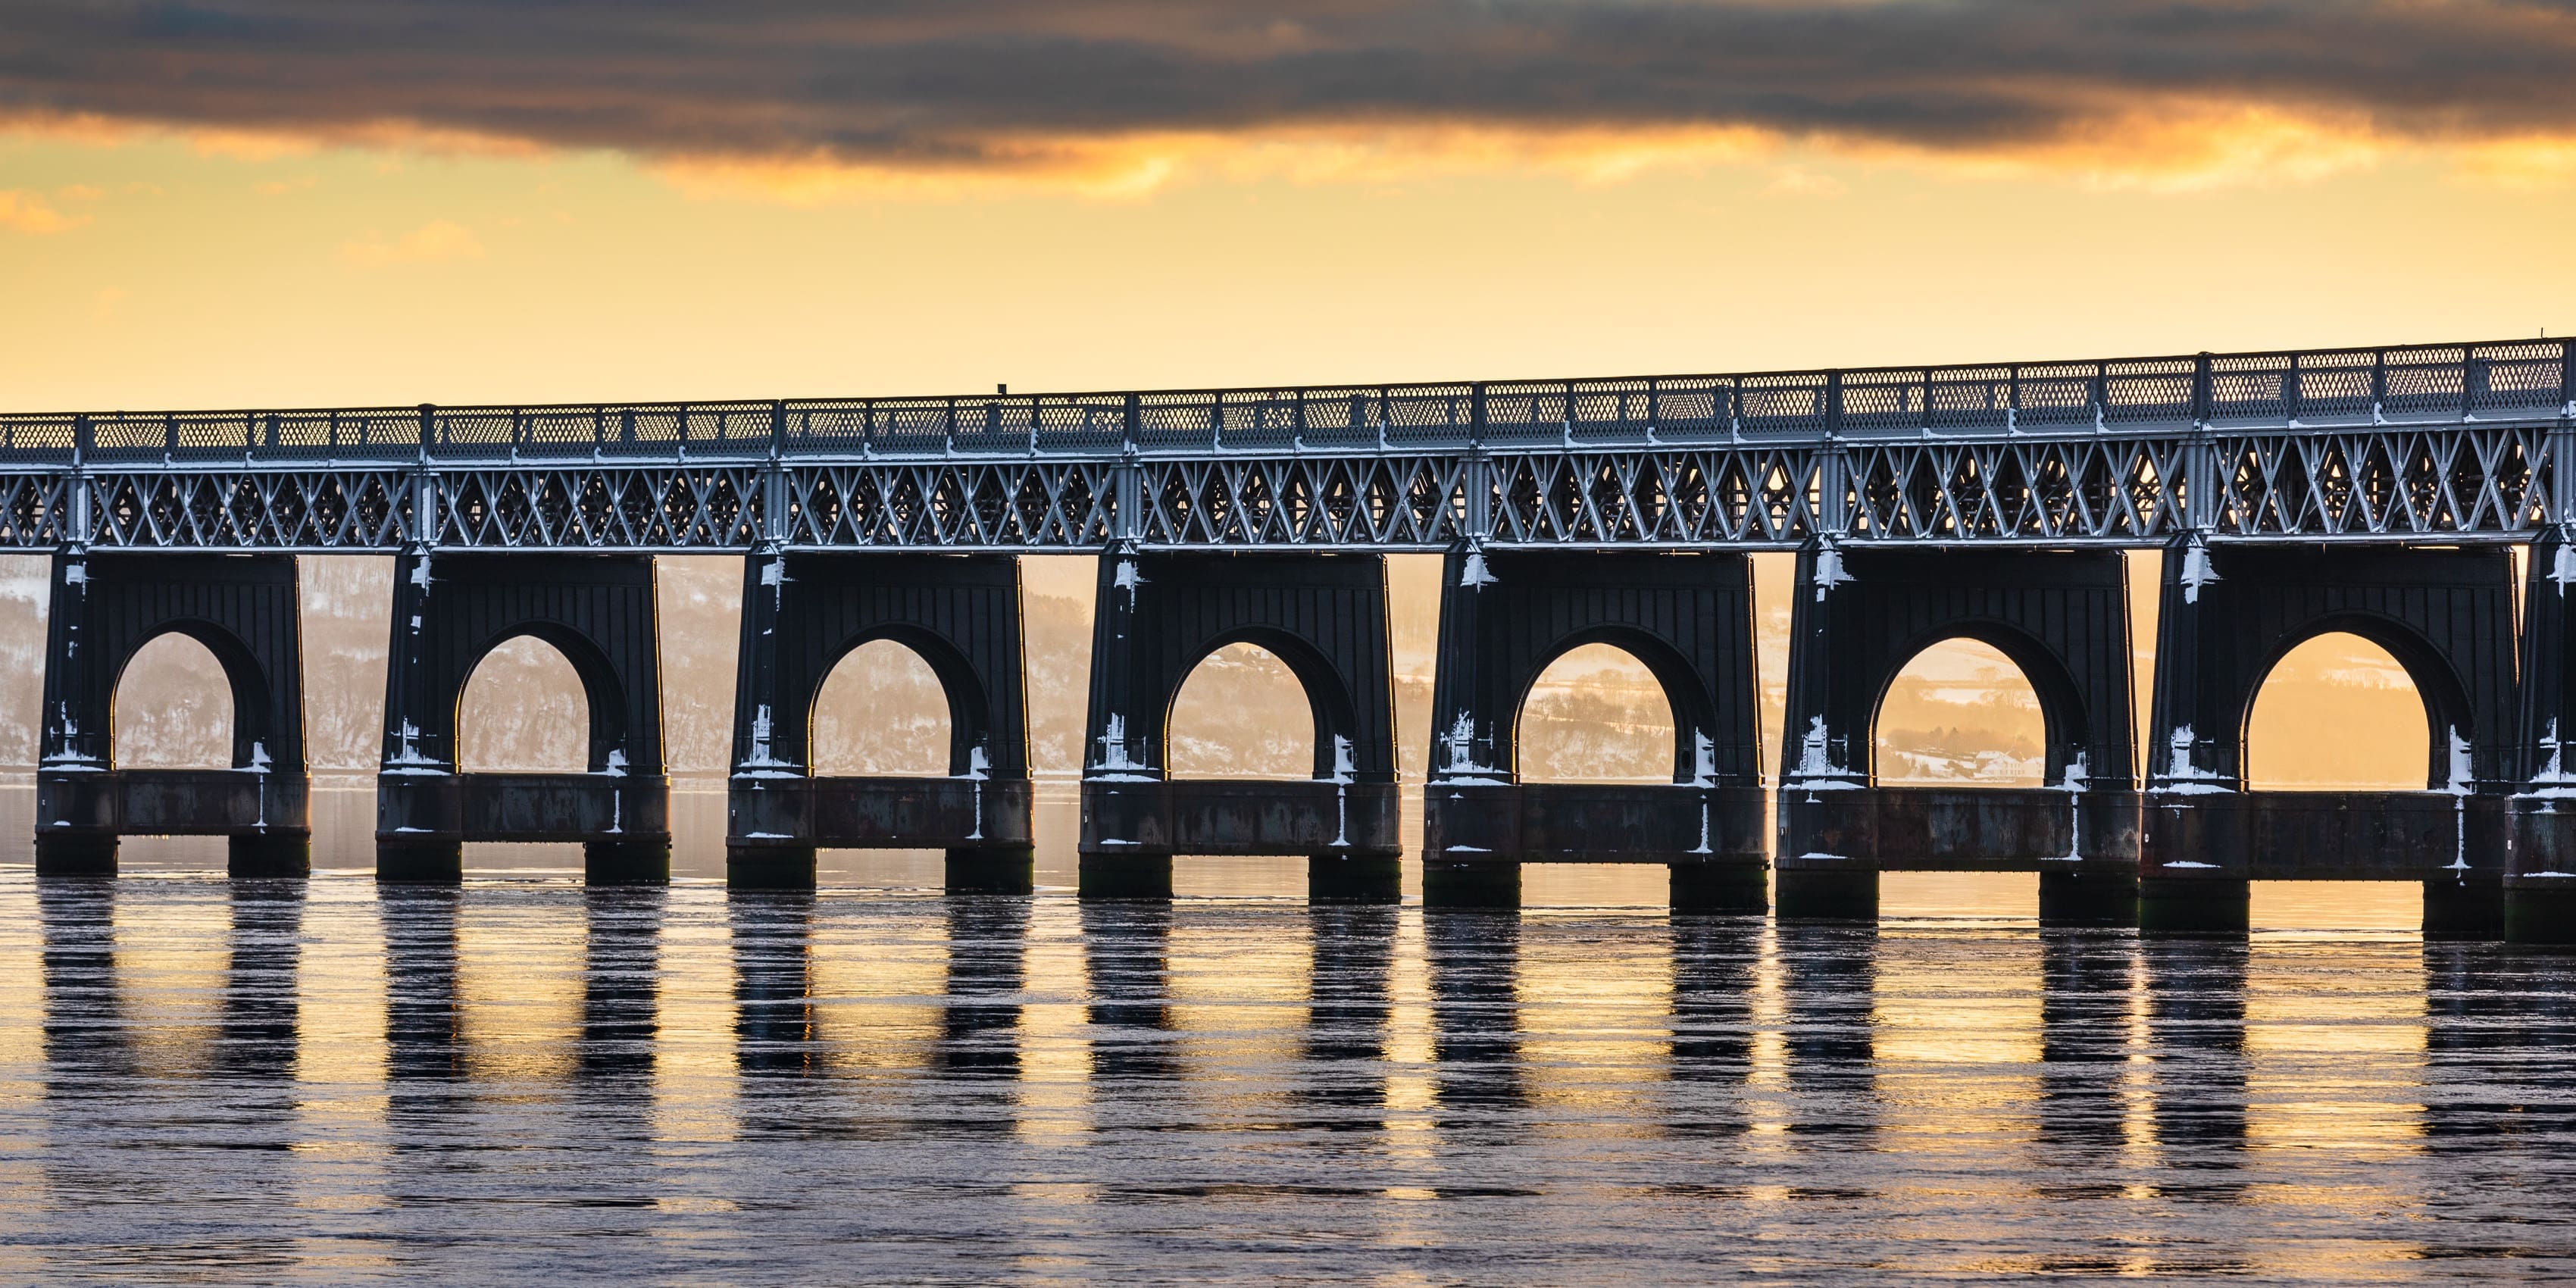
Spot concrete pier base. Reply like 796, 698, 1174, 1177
727, 845, 817, 890
1422, 860, 1519, 909
2422, 880, 2506, 941
1079, 853, 1174, 900
583, 841, 670, 886
2506, 881, 2576, 946
33, 834, 115, 878
2039, 871, 2138, 927
946, 845, 1036, 896
376, 839, 464, 884
2139, 877, 2250, 936
1775, 869, 1877, 922
1308, 854, 1402, 905
227, 834, 311, 880
1670, 863, 1768, 915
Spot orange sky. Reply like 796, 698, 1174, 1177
0, 6, 2559, 792
2, 17, 2574, 413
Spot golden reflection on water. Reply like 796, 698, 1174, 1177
1873, 875, 2044, 1158
2243, 884, 2429, 1163
112, 881, 230, 1081
455, 893, 586, 1084
653, 890, 737, 1146
1381, 906, 1438, 1121
809, 897, 946, 1075
0, 882, 39, 1250
1518, 920, 1670, 1126
5, 865, 2570, 1280
2244, 937, 2426, 1158
1168, 912, 1308, 1102
295, 880, 387, 1089
1014, 895, 1093, 1144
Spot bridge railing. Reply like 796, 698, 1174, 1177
12, 339, 2571, 468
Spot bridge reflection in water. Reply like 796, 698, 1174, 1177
9, 868, 2576, 1281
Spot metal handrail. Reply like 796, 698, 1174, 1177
8, 337, 2569, 467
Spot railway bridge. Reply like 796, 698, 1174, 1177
18, 336, 2576, 940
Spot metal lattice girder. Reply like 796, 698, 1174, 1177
8, 335, 2571, 550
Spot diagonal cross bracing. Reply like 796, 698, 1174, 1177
2, 337, 2568, 551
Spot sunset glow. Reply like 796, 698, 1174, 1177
4, 1, 2572, 413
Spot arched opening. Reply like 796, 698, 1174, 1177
1868, 636, 2050, 917
1516, 643, 1677, 784
2246, 632, 2429, 790
1515, 642, 1684, 906
1872, 638, 2046, 787
113, 632, 236, 768
811, 639, 953, 777
459, 635, 590, 773
1168, 642, 1315, 780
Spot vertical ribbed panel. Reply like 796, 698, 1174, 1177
1427, 549, 1759, 786
376, 553, 662, 775
1082, 552, 1395, 783
1780, 547, 2135, 788
730, 552, 1029, 777
46, 552, 305, 772
2146, 543, 2516, 792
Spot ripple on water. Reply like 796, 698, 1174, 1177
0, 869, 2572, 1284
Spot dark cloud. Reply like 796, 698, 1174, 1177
2, 1, 2571, 165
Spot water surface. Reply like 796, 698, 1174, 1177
4, 817, 2575, 1282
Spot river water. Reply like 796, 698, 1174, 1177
4, 795, 2575, 1283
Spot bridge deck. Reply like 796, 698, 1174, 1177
2, 336, 2568, 551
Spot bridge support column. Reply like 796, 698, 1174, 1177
947, 846, 1039, 896
1775, 871, 1879, 923
36, 545, 108, 877
1421, 858, 1521, 910
1670, 861, 1768, 915
35, 550, 311, 879
377, 837, 464, 884
724, 549, 1035, 894
1308, 853, 1402, 905
1776, 542, 2141, 926
1421, 547, 1768, 912
583, 840, 671, 886
2143, 539, 2515, 937
227, 834, 312, 880
2508, 527, 2576, 943
376, 550, 670, 884
1077, 548, 1402, 902
2425, 878, 2508, 939
2038, 871, 2140, 927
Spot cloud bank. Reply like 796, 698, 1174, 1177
4, 0, 2572, 177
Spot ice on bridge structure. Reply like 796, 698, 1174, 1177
16, 336, 2576, 940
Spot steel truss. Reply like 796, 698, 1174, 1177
2, 337, 2568, 552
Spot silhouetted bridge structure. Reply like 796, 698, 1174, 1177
20, 337, 2576, 941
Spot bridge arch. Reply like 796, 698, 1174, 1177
1085, 552, 1395, 786
1078, 550, 1402, 888
42, 554, 308, 780
1509, 631, 1710, 785
808, 627, 994, 777
2240, 619, 2464, 792
456, 628, 615, 774
1866, 624, 2083, 788
111, 622, 274, 770
1166, 636, 1334, 780
2148, 546, 2515, 796
1781, 547, 2132, 792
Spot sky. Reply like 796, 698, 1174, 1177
0, 1, 2543, 795
2, 0, 2574, 411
